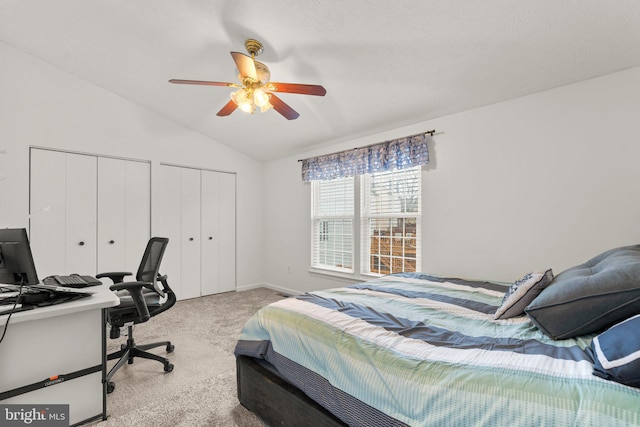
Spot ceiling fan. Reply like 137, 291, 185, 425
169, 39, 326, 120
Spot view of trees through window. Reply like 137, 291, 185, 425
367, 217, 417, 275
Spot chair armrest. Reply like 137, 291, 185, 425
96, 271, 133, 284
110, 281, 151, 322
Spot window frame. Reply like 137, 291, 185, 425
310, 166, 422, 279
310, 176, 355, 274
360, 167, 422, 276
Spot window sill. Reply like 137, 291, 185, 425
308, 268, 381, 285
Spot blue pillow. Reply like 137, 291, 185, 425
589, 314, 640, 388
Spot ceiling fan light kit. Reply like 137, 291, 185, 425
169, 39, 326, 120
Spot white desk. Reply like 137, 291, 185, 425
0, 283, 119, 426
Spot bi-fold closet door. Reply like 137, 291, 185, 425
157, 164, 236, 300
96, 157, 150, 273
29, 149, 150, 278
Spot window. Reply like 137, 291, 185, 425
311, 176, 354, 273
361, 167, 421, 275
311, 166, 421, 276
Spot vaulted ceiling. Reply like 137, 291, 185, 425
2, 1, 640, 161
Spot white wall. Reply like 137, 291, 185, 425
4, 37, 639, 295
0, 41, 264, 289
264, 66, 640, 293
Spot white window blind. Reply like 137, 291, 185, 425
311, 177, 354, 272
361, 166, 421, 275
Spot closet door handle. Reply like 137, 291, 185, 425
109, 240, 115, 245
189, 237, 194, 241
78, 241, 85, 246
208, 236, 213, 240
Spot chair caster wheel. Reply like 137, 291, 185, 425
107, 382, 115, 394
164, 363, 174, 373
120, 344, 127, 350
166, 344, 175, 353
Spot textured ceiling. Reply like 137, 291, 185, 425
2, 1, 640, 161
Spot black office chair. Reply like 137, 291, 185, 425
97, 237, 176, 394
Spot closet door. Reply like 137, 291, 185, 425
218, 172, 236, 292
97, 158, 150, 273
201, 171, 236, 295
97, 158, 126, 273
180, 168, 201, 299
30, 150, 97, 277
123, 161, 151, 272
200, 171, 220, 295
65, 154, 97, 274
157, 165, 235, 300
30, 149, 67, 277
157, 165, 183, 297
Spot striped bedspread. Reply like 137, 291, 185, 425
235, 273, 640, 426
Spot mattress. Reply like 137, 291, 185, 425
235, 273, 640, 426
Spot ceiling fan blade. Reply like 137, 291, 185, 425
269, 94, 300, 120
216, 100, 238, 117
269, 83, 327, 96
230, 52, 257, 80
169, 79, 238, 87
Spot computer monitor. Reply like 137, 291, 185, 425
0, 228, 40, 285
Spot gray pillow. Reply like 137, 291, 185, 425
525, 245, 640, 340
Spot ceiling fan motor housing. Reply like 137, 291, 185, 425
244, 39, 264, 57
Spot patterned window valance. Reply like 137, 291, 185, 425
301, 131, 432, 181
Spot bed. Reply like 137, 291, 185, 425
235, 245, 640, 426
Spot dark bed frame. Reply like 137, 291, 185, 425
236, 355, 347, 427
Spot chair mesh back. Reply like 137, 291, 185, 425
136, 237, 169, 295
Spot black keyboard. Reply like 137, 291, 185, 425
54, 275, 88, 286
52, 275, 101, 288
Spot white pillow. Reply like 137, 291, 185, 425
494, 269, 554, 320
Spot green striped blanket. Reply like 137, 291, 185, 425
235, 273, 640, 426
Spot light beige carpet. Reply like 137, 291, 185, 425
90, 287, 285, 427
